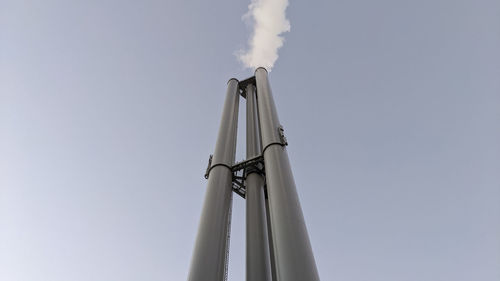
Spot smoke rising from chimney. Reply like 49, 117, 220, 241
237, 0, 290, 71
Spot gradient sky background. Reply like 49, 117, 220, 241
1, 0, 500, 280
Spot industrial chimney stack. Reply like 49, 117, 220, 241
188, 68, 320, 281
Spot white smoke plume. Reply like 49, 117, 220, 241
237, 0, 290, 71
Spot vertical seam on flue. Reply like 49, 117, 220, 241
223, 192, 233, 281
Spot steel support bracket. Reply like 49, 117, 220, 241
204, 154, 265, 199
230, 155, 265, 199
231, 155, 264, 174
278, 125, 288, 146
232, 175, 246, 199
204, 154, 213, 179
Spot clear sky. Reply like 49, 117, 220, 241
1, 0, 499, 280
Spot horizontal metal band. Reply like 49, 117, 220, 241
205, 163, 233, 179
262, 142, 285, 156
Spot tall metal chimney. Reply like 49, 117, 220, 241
188, 69, 319, 281
188, 79, 239, 281
245, 83, 273, 281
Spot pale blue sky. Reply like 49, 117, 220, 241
1, 0, 499, 280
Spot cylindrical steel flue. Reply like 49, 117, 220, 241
255, 67, 320, 281
188, 79, 240, 281
245, 84, 272, 281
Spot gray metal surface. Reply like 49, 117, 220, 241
265, 197, 277, 281
188, 79, 240, 281
246, 84, 261, 159
245, 84, 272, 281
255, 68, 320, 281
